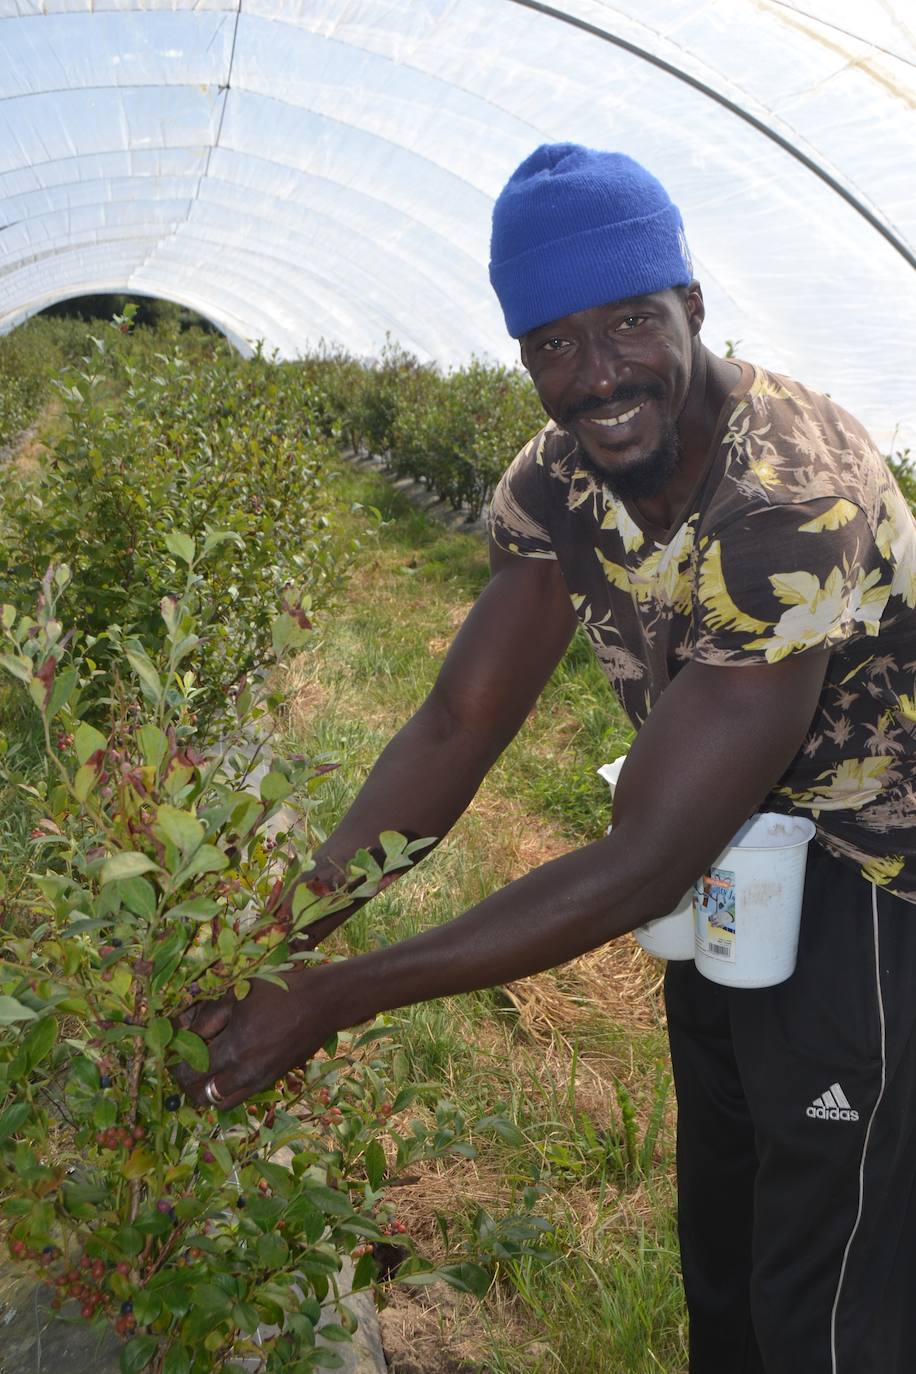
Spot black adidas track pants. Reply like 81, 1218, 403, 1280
665, 842, 916, 1374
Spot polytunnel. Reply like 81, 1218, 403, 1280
1, 0, 915, 450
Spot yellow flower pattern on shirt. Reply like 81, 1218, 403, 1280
488, 361, 916, 902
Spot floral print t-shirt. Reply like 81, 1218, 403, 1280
489, 361, 916, 901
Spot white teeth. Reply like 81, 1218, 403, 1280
590, 401, 646, 428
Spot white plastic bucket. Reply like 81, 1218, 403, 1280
693, 812, 816, 989
598, 758, 694, 961
634, 890, 696, 960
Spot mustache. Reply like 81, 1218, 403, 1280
559, 384, 663, 427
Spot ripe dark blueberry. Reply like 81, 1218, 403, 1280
120, 1300, 133, 1314
99, 1075, 112, 1088
235, 1196, 246, 1208
164, 1094, 181, 1111
111, 939, 123, 948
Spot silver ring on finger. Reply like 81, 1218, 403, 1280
204, 1077, 224, 1107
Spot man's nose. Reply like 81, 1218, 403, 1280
577, 337, 628, 396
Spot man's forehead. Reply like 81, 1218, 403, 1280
524, 288, 681, 339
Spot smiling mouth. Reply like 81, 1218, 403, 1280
585, 400, 647, 429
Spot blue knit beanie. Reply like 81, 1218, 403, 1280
489, 143, 693, 338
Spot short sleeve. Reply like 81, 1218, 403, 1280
692, 497, 895, 665
488, 429, 557, 560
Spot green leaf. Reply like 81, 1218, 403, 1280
379, 830, 407, 859
1, 604, 15, 630
154, 804, 204, 853
259, 770, 294, 804
231, 1301, 260, 1334
164, 531, 196, 565
69, 1056, 100, 1090
101, 852, 160, 885
311, 1350, 347, 1370
144, 1017, 173, 1052
74, 762, 99, 802
303, 1184, 355, 1218
131, 1289, 162, 1326
47, 667, 78, 719
165, 896, 219, 921
404, 836, 437, 858
0, 653, 32, 684
22, 1016, 57, 1069
190, 1282, 232, 1315
363, 1138, 386, 1190
399, 1261, 491, 1297
119, 1335, 158, 1373
122, 1147, 157, 1181
138, 724, 168, 770
0, 1102, 31, 1144
256, 1231, 289, 1268
159, 1276, 192, 1318
475, 1114, 525, 1147
119, 875, 158, 920
124, 648, 162, 701
351, 1250, 376, 1292
318, 1324, 352, 1343
172, 845, 227, 883
29, 674, 46, 712
162, 1344, 190, 1374
74, 721, 108, 765
0, 996, 38, 1025
435, 1262, 493, 1297
114, 1226, 145, 1256
151, 930, 186, 990
229, 795, 261, 840
207, 1139, 233, 1175
391, 1086, 419, 1114
202, 529, 244, 555
171, 1029, 209, 1073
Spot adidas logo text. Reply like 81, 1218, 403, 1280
806, 1081, 859, 1122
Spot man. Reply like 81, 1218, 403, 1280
179, 145, 916, 1372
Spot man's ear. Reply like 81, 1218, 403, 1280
685, 281, 705, 336
519, 339, 530, 372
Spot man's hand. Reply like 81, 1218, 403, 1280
172, 968, 335, 1112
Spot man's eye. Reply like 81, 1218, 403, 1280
540, 338, 569, 352
618, 316, 647, 330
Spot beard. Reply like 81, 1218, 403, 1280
581, 422, 681, 502
558, 384, 680, 502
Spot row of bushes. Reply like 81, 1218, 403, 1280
1, 309, 350, 732
0, 314, 100, 448
293, 342, 545, 521
0, 313, 534, 1373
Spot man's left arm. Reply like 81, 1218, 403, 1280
178, 649, 828, 1109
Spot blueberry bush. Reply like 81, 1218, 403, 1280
0, 555, 502, 1373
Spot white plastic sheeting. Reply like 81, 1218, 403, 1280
1, 0, 914, 448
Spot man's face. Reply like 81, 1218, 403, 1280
520, 286, 704, 501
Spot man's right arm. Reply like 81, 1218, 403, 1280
290, 540, 578, 945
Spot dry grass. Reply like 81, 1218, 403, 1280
379, 1282, 487, 1374
280, 653, 331, 738
2, 400, 64, 479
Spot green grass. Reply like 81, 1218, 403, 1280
284, 456, 686, 1374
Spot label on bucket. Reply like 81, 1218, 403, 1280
694, 866, 736, 961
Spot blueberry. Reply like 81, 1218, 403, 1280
235, 1196, 246, 1209
111, 939, 123, 948
100, 1075, 112, 1088
120, 1300, 133, 1314
164, 1094, 181, 1111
